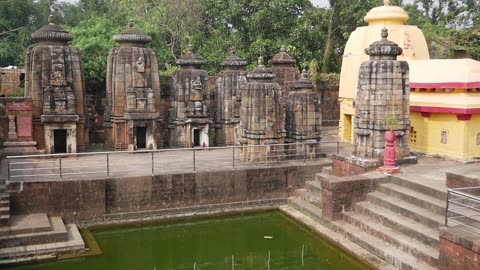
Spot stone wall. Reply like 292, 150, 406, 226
316, 74, 340, 127
0, 68, 24, 96
8, 162, 327, 223
439, 227, 480, 270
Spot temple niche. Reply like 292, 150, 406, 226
271, 45, 300, 99
214, 47, 247, 146
285, 70, 322, 159
104, 21, 162, 151
354, 28, 410, 159
25, 15, 88, 154
169, 45, 211, 148
239, 57, 285, 162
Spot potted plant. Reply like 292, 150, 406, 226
384, 112, 398, 141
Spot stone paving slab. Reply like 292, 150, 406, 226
0, 214, 51, 236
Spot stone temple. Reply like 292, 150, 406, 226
239, 57, 285, 162
104, 20, 162, 151
169, 45, 211, 148
354, 28, 410, 159
285, 69, 322, 159
214, 47, 247, 146
25, 15, 88, 154
271, 45, 300, 101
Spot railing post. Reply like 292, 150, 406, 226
232, 147, 235, 170
106, 153, 110, 178
7, 159, 10, 181
59, 156, 63, 180
337, 141, 340, 154
445, 190, 450, 226
193, 148, 196, 172
151, 151, 155, 176
303, 142, 307, 164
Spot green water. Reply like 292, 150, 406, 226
7, 212, 371, 270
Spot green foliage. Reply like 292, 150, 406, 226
10, 87, 25, 97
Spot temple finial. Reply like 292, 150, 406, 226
229, 46, 237, 55
48, 15, 55, 24
128, 20, 134, 28
280, 45, 286, 53
384, 0, 390, 6
381, 27, 389, 39
187, 44, 194, 54
301, 69, 308, 80
258, 56, 265, 68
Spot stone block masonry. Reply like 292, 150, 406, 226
7, 162, 329, 224
439, 226, 480, 270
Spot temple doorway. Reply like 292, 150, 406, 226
53, 129, 67, 153
136, 127, 147, 149
193, 129, 201, 147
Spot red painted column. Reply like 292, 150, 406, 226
378, 131, 400, 174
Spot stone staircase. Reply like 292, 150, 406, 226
287, 167, 445, 270
0, 179, 10, 227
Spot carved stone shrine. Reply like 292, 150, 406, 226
271, 45, 299, 100
104, 20, 162, 151
285, 69, 322, 159
2, 100, 39, 155
214, 47, 247, 146
354, 28, 410, 159
170, 45, 211, 148
239, 57, 285, 162
25, 15, 88, 154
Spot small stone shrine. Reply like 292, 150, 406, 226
285, 69, 322, 159
2, 99, 40, 155
239, 57, 285, 162
25, 15, 88, 153
271, 45, 299, 99
214, 47, 247, 146
170, 45, 211, 148
354, 28, 410, 159
104, 20, 161, 151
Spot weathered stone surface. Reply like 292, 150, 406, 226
239, 57, 285, 162
0, 68, 24, 97
354, 28, 410, 159
170, 45, 211, 148
285, 70, 322, 159
214, 47, 247, 146
105, 20, 162, 151
439, 227, 480, 270
271, 45, 299, 99
25, 15, 88, 153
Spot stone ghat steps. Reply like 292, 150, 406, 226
0, 224, 84, 261
0, 216, 68, 248
0, 183, 9, 227
286, 196, 437, 270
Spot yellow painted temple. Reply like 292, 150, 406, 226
339, 0, 480, 159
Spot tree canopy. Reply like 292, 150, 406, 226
0, 0, 478, 85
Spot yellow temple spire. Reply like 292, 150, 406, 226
384, 0, 390, 6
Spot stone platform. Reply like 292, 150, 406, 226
0, 213, 84, 264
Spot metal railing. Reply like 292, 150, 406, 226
445, 187, 480, 234
6, 141, 340, 182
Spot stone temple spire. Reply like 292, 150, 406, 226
354, 28, 410, 158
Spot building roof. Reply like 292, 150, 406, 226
409, 59, 480, 89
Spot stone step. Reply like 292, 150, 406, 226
0, 224, 85, 260
0, 200, 8, 208
343, 210, 439, 267
0, 217, 68, 248
378, 183, 446, 215
0, 214, 52, 237
333, 221, 437, 270
287, 196, 323, 220
315, 172, 331, 182
0, 215, 10, 227
391, 176, 447, 201
305, 180, 322, 194
367, 191, 444, 228
295, 188, 322, 208
353, 201, 440, 248
0, 207, 9, 216
322, 166, 333, 176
